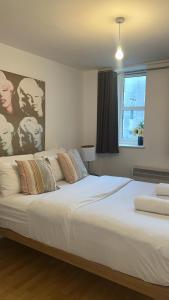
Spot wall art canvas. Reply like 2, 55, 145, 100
0, 70, 45, 156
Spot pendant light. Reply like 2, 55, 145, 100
115, 17, 125, 60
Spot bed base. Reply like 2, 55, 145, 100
0, 227, 168, 300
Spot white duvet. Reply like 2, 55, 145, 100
1, 175, 169, 286
69, 180, 169, 286
27, 176, 131, 251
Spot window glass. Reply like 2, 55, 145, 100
122, 110, 144, 139
119, 73, 146, 146
124, 76, 146, 107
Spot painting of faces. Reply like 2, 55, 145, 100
0, 70, 45, 156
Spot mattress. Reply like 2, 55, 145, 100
0, 194, 32, 237
0, 180, 69, 237
70, 180, 169, 286
26, 175, 130, 251
1, 175, 169, 286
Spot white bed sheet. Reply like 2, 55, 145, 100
0, 194, 33, 237
0, 175, 111, 238
70, 180, 169, 286
1, 175, 169, 286
27, 177, 169, 286
27, 175, 131, 251
0, 180, 70, 237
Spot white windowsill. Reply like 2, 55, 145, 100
119, 144, 145, 149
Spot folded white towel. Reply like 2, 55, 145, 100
134, 195, 169, 216
156, 183, 169, 196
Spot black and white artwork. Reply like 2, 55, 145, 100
0, 70, 45, 156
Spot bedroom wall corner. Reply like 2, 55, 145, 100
82, 68, 169, 177
0, 42, 83, 151
82, 70, 97, 145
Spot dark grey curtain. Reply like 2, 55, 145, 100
96, 70, 119, 153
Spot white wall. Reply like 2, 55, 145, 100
1, 42, 169, 176
0, 43, 83, 150
82, 69, 169, 177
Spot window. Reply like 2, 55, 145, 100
118, 72, 146, 146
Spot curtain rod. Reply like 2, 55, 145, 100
123, 65, 169, 75
99, 65, 169, 74
98, 68, 113, 72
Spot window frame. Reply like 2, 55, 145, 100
118, 72, 147, 146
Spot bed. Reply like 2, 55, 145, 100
0, 175, 169, 299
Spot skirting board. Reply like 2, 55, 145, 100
0, 227, 168, 300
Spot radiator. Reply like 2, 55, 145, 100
132, 166, 169, 183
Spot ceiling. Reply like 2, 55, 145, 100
0, 0, 169, 69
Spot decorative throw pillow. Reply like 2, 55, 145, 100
58, 150, 88, 184
34, 147, 65, 159
58, 153, 78, 184
45, 156, 64, 181
0, 154, 34, 197
16, 159, 59, 195
68, 149, 88, 179
0, 163, 20, 197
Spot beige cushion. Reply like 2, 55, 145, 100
0, 163, 20, 197
45, 156, 64, 181
16, 159, 59, 195
0, 154, 34, 197
58, 153, 78, 184
34, 147, 65, 159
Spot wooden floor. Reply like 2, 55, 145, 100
0, 238, 152, 300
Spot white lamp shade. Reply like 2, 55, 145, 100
81, 145, 96, 162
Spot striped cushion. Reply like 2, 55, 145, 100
58, 150, 88, 184
58, 153, 78, 183
16, 159, 58, 195
68, 149, 88, 179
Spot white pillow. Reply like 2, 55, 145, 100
0, 154, 34, 197
0, 163, 20, 197
0, 154, 34, 164
34, 147, 65, 159
45, 156, 64, 181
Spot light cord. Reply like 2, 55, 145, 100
119, 22, 121, 42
